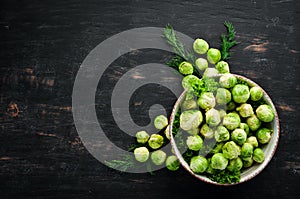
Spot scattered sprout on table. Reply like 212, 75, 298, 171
166, 155, 180, 171
134, 147, 149, 162
135, 131, 150, 144
195, 57, 208, 71
193, 38, 209, 54
179, 61, 194, 75
151, 150, 167, 166
207, 48, 221, 64
154, 115, 168, 130
148, 134, 164, 149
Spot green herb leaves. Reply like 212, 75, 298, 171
220, 21, 238, 61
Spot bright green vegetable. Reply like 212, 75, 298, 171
134, 147, 149, 162
166, 155, 180, 171
236, 103, 254, 118
223, 112, 241, 130
246, 115, 261, 131
211, 142, 225, 154
216, 61, 230, 74
197, 92, 216, 110
240, 143, 254, 160
219, 74, 237, 88
214, 126, 230, 142
148, 134, 164, 149
231, 128, 247, 146
239, 123, 250, 135
151, 150, 167, 165
193, 38, 209, 54
250, 86, 263, 101
190, 156, 208, 173
253, 148, 265, 163
180, 110, 203, 131
216, 88, 231, 105
203, 68, 219, 77
206, 108, 221, 127
207, 48, 221, 64
246, 136, 259, 148
182, 75, 200, 91
195, 58, 208, 71
227, 157, 243, 172
136, 131, 150, 144
200, 124, 214, 139
256, 104, 275, 123
187, 128, 199, 135
232, 84, 250, 103
243, 157, 253, 168
186, 135, 203, 151
222, 141, 241, 160
179, 61, 194, 75
154, 115, 168, 130
256, 128, 272, 144
182, 99, 198, 110
164, 125, 170, 140
211, 153, 228, 170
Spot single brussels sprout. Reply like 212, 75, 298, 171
222, 141, 241, 159
190, 156, 208, 173
216, 88, 232, 105
223, 112, 241, 130
216, 61, 230, 74
253, 148, 265, 163
193, 38, 209, 54
203, 67, 219, 77
197, 92, 216, 110
164, 125, 170, 140
232, 84, 250, 103
239, 123, 250, 135
219, 74, 237, 88
227, 157, 243, 172
236, 103, 254, 118
186, 135, 203, 151
256, 104, 275, 123
134, 147, 149, 162
200, 124, 214, 139
206, 108, 221, 127
246, 136, 259, 148
214, 126, 230, 142
151, 150, 167, 166
256, 128, 272, 144
246, 115, 261, 131
250, 86, 263, 101
231, 128, 247, 146
185, 90, 196, 101
211, 153, 228, 170
187, 128, 199, 135
240, 143, 254, 159
226, 101, 236, 111
182, 75, 200, 91
135, 130, 150, 144
207, 48, 221, 64
243, 157, 254, 168
211, 142, 225, 154
205, 158, 215, 174
154, 115, 168, 130
180, 110, 203, 131
179, 61, 193, 75
182, 99, 198, 110
148, 134, 164, 149
219, 109, 227, 119
166, 155, 180, 171
195, 58, 208, 71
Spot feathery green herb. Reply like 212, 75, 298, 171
105, 154, 136, 172
220, 21, 238, 61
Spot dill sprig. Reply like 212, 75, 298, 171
105, 154, 136, 172
220, 21, 238, 61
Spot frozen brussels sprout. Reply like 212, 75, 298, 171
231, 128, 247, 146
200, 124, 214, 139
203, 67, 219, 77
190, 156, 208, 173
246, 136, 258, 148
246, 115, 261, 131
250, 86, 263, 101
134, 147, 149, 162
226, 101, 236, 111
179, 61, 193, 75
214, 126, 230, 142
211, 153, 228, 170
216, 61, 230, 74
227, 157, 243, 172
195, 58, 208, 71
232, 84, 250, 103
148, 134, 164, 149
205, 158, 215, 174
186, 135, 203, 151
243, 157, 253, 168
253, 148, 265, 163
219, 74, 237, 88
154, 115, 168, 130
206, 108, 221, 127
207, 48, 221, 64
211, 142, 225, 154
256, 104, 275, 123
256, 128, 272, 144
223, 112, 241, 130
182, 75, 200, 91
236, 103, 254, 118
240, 143, 254, 160
164, 125, 170, 140
240, 123, 250, 135
187, 128, 199, 135
135, 130, 150, 144
219, 109, 227, 119
222, 141, 241, 159
151, 150, 167, 166
193, 38, 209, 54
166, 155, 180, 171
182, 99, 198, 110
197, 92, 216, 110
180, 110, 203, 131
216, 88, 231, 105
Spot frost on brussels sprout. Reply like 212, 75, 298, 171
211, 153, 228, 170
240, 143, 254, 160
219, 74, 237, 88
239, 123, 250, 135
166, 155, 180, 171
203, 67, 219, 77
182, 75, 200, 91
211, 142, 225, 154
197, 92, 216, 110
223, 112, 241, 130
164, 125, 170, 140
187, 128, 199, 135
136, 130, 150, 144
236, 103, 254, 118
186, 135, 203, 151
151, 150, 167, 166
246, 136, 259, 148
134, 147, 149, 162
216, 61, 230, 74
232, 84, 250, 103
253, 148, 265, 163
250, 86, 263, 101
227, 157, 243, 172
179, 61, 194, 75
182, 99, 198, 110
214, 126, 230, 142
193, 38, 209, 54
222, 141, 241, 160
195, 58, 208, 71
231, 128, 247, 146
216, 88, 232, 105
206, 108, 221, 127
154, 115, 168, 130
180, 110, 203, 131
190, 156, 208, 173
256, 128, 272, 144
148, 134, 164, 149
256, 104, 275, 123
246, 115, 261, 131
243, 157, 253, 168
207, 48, 221, 64
200, 124, 214, 139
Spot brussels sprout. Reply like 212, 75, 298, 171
250, 86, 263, 101
193, 38, 209, 54
187, 128, 199, 135
226, 101, 236, 111
232, 84, 250, 103
211, 153, 228, 170
190, 156, 208, 173
222, 141, 241, 159
246, 115, 261, 131
186, 135, 203, 151
135, 131, 150, 144
219, 109, 227, 119
236, 103, 254, 118
216, 61, 230, 74
246, 136, 258, 148
151, 150, 167, 166
256, 104, 275, 123
207, 48, 221, 64
239, 123, 250, 135
154, 115, 168, 130
227, 157, 243, 172
203, 67, 219, 77
198, 92, 216, 110
195, 58, 208, 71
219, 74, 237, 88
240, 143, 254, 159
243, 157, 253, 168
134, 147, 149, 162
206, 108, 221, 127
211, 142, 225, 154
214, 126, 230, 142
205, 158, 215, 174
223, 112, 241, 130
256, 128, 272, 144
216, 88, 232, 105
231, 128, 247, 146
253, 148, 265, 163
166, 155, 180, 171
200, 124, 214, 139
164, 125, 170, 140
182, 75, 200, 91
148, 134, 164, 149
179, 61, 193, 75
182, 99, 198, 110
180, 110, 203, 131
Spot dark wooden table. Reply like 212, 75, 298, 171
1, 0, 299, 198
